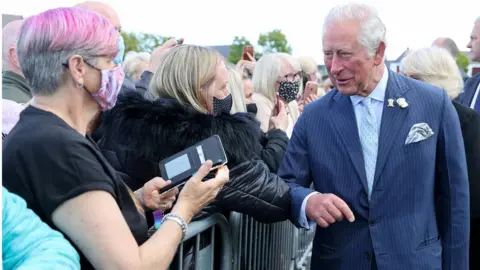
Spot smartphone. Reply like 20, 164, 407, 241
242, 45, 254, 61
158, 135, 228, 193
304, 81, 319, 102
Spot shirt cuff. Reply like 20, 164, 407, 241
299, 191, 320, 229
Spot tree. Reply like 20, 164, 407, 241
257, 29, 292, 54
457, 52, 470, 73
122, 31, 141, 53
228, 36, 253, 64
121, 31, 175, 53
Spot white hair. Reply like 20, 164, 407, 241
324, 3, 387, 57
401, 47, 463, 99
297, 56, 317, 73
252, 52, 302, 102
123, 51, 151, 82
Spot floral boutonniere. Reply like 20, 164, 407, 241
396, 98, 408, 109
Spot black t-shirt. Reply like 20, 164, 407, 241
2, 106, 148, 269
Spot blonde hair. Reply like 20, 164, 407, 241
226, 65, 247, 113
147, 45, 219, 113
298, 56, 317, 73
402, 47, 463, 99
253, 53, 302, 102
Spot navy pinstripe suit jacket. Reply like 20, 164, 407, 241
279, 71, 470, 270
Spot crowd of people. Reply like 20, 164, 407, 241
2, 1, 480, 270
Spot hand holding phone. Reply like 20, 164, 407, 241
269, 98, 288, 131
304, 81, 319, 103
172, 160, 230, 220
158, 135, 228, 194
242, 45, 255, 61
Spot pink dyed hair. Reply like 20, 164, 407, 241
18, 7, 118, 58
16, 7, 119, 94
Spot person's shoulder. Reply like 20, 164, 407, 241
5, 112, 89, 154
395, 73, 446, 105
453, 101, 480, 125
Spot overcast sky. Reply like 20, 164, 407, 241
3, 0, 479, 64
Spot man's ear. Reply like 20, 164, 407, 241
8, 47, 21, 70
67, 55, 87, 85
374, 41, 387, 66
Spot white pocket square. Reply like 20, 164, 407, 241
405, 123, 434, 145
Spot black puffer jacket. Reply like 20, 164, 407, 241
97, 91, 291, 223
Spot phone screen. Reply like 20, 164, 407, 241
164, 154, 191, 179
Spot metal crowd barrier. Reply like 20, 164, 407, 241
229, 212, 316, 270
169, 213, 232, 270
169, 212, 316, 270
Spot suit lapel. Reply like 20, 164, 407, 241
373, 72, 410, 188
331, 93, 368, 192
462, 74, 480, 105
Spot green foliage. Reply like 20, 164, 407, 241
257, 29, 292, 54
227, 30, 292, 64
121, 31, 175, 53
228, 36, 252, 64
456, 52, 470, 73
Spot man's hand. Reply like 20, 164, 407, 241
306, 193, 355, 228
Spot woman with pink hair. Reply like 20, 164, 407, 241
2, 7, 229, 269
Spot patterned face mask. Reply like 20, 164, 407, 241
89, 64, 125, 111
277, 80, 300, 103
213, 94, 233, 115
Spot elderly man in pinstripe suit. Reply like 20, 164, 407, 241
279, 3, 470, 270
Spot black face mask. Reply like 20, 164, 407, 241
278, 80, 300, 103
213, 94, 232, 115
246, 103, 258, 115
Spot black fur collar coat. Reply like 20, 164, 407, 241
98, 91, 291, 223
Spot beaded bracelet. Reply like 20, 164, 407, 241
153, 210, 188, 241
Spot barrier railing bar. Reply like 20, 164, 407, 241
210, 227, 215, 270
183, 213, 232, 270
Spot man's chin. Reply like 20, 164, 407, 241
337, 87, 356, 96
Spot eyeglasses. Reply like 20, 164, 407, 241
279, 72, 301, 82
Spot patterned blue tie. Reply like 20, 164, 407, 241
357, 97, 379, 199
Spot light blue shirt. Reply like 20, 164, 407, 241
298, 68, 389, 228
2, 187, 81, 269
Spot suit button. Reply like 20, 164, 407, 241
364, 252, 371, 259
369, 220, 376, 226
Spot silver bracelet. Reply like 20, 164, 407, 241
163, 213, 188, 241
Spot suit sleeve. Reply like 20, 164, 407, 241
278, 112, 316, 228
436, 92, 470, 270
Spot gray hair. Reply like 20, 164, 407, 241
324, 3, 387, 57
123, 51, 151, 82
